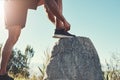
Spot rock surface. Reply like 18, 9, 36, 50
45, 37, 103, 80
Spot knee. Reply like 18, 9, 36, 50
8, 26, 21, 45
8, 33, 20, 45
13, 34, 20, 42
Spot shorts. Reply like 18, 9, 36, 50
4, 0, 39, 29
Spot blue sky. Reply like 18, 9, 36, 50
0, 0, 120, 73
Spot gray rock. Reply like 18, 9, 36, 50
45, 37, 103, 80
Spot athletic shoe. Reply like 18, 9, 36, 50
53, 29, 75, 38
0, 74, 14, 80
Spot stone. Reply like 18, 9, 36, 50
45, 37, 103, 80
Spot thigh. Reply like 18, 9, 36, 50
4, 1, 28, 29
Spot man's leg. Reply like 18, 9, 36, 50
44, 0, 63, 29
44, 0, 75, 38
0, 26, 21, 75
44, 4, 56, 24
56, 0, 64, 29
45, 0, 70, 31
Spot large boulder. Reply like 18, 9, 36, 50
45, 37, 103, 80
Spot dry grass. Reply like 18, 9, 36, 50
37, 50, 51, 80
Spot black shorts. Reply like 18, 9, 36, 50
4, 0, 39, 29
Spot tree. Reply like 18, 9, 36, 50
7, 45, 34, 78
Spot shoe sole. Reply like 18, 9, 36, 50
53, 34, 73, 38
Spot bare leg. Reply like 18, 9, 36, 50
56, 0, 64, 29
44, 4, 56, 24
45, 0, 70, 31
0, 26, 21, 75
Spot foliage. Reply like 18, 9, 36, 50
104, 53, 120, 80
7, 45, 34, 78
0, 44, 51, 80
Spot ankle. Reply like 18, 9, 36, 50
0, 70, 7, 75
56, 28, 64, 31
55, 28, 65, 30
0, 73, 7, 75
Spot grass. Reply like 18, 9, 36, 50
37, 50, 51, 80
